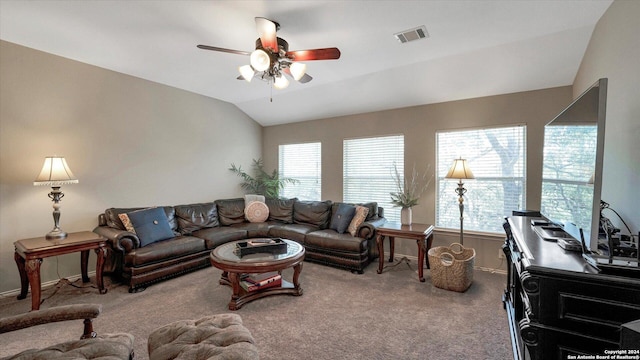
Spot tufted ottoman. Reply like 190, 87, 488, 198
147, 313, 259, 360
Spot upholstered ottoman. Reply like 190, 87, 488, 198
147, 313, 259, 360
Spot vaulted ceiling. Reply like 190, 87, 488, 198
0, 1, 612, 126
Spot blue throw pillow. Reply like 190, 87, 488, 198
127, 207, 175, 247
330, 203, 356, 234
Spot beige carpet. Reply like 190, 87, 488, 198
0, 260, 511, 359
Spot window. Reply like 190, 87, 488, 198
343, 135, 404, 222
278, 142, 321, 200
436, 126, 526, 233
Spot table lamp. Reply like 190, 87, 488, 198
445, 158, 474, 245
34, 156, 78, 240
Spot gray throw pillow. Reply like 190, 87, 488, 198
330, 203, 356, 234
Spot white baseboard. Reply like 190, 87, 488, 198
0, 271, 97, 299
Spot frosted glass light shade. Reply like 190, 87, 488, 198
250, 49, 270, 71
34, 157, 79, 186
289, 62, 307, 81
238, 65, 254, 82
274, 75, 289, 89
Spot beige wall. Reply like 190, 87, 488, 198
0, 41, 261, 294
263, 87, 572, 269
573, 0, 640, 235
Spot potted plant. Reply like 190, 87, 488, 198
390, 163, 433, 225
229, 158, 298, 199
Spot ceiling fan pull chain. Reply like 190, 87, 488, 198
270, 83, 273, 102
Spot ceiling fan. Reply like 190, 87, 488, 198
197, 17, 341, 90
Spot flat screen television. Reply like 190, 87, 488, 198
539, 78, 607, 254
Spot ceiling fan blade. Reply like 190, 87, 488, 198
197, 45, 251, 56
286, 48, 341, 61
283, 68, 313, 84
298, 73, 313, 83
255, 17, 278, 51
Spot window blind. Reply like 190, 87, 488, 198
436, 126, 526, 233
343, 135, 404, 222
278, 142, 321, 201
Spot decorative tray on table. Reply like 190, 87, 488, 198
234, 238, 288, 257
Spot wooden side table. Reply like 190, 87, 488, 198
376, 222, 434, 282
14, 231, 108, 310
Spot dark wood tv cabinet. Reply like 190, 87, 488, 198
502, 216, 640, 359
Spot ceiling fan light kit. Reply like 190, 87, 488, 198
198, 17, 340, 94
249, 49, 271, 71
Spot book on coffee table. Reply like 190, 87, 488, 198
245, 272, 281, 286
240, 277, 282, 292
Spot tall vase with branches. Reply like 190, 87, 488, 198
390, 163, 433, 225
229, 158, 298, 199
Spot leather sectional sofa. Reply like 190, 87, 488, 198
93, 198, 386, 292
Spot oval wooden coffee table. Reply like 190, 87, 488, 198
210, 238, 304, 310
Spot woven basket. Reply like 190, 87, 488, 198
428, 243, 475, 292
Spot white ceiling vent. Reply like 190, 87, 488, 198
394, 25, 429, 44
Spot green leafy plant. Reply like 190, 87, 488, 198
390, 163, 433, 208
229, 158, 298, 199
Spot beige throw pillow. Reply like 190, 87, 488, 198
118, 213, 137, 234
245, 201, 269, 223
348, 205, 369, 236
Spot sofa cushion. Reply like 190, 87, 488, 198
245, 201, 269, 223
293, 200, 332, 229
348, 205, 370, 236
268, 224, 315, 243
265, 198, 297, 224
127, 207, 175, 247
305, 229, 368, 252
231, 222, 273, 238
329, 203, 356, 234
124, 236, 206, 267
175, 202, 219, 235
193, 227, 248, 249
215, 198, 246, 226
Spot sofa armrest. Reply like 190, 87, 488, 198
93, 226, 140, 253
0, 304, 102, 338
357, 217, 387, 240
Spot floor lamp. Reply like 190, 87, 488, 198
34, 156, 78, 240
445, 158, 474, 245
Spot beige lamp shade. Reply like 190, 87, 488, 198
34, 157, 79, 186
445, 158, 475, 180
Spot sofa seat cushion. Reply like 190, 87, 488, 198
6, 333, 135, 360
148, 313, 258, 360
124, 236, 205, 267
305, 229, 367, 252
268, 224, 316, 243
230, 222, 273, 238
193, 227, 248, 249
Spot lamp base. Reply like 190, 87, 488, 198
46, 228, 67, 240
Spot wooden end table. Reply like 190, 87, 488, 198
14, 231, 108, 310
376, 222, 435, 282
210, 239, 304, 310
